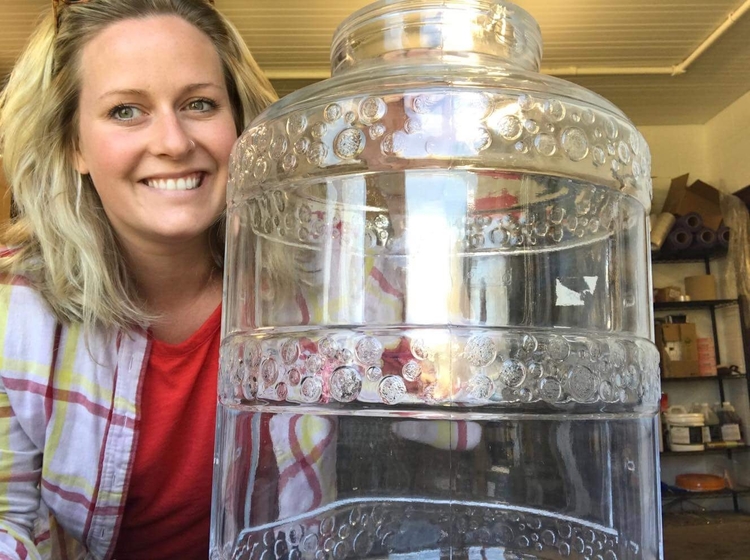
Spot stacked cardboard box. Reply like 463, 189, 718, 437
697, 338, 718, 376
663, 174, 723, 230
656, 323, 700, 378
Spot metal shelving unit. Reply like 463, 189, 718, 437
661, 445, 750, 458
651, 248, 728, 263
653, 250, 750, 514
654, 298, 740, 311
661, 374, 747, 381
662, 487, 750, 513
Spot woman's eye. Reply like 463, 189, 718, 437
187, 99, 216, 112
109, 105, 141, 121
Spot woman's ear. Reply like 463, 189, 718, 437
73, 143, 90, 176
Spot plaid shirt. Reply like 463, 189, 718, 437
0, 278, 149, 560
0, 229, 414, 559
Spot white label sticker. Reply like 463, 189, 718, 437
391, 550, 441, 560
584, 276, 599, 293
469, 547, 507, 560
670, 425, 703, 445
556, 279, 584, 306
555, 276, 598, 307
721, 424, 742, 442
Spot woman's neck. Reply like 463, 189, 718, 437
122, 236, 223, 343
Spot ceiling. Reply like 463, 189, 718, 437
1, 0, 750, 126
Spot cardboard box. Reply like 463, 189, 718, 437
656, 322, 700, 378
654, 286, 682, 303
662, 174, 723, 230
698, 360, 718, 377
697, 337, 717, 376
685, 275, 717, 301
733, 184, 750, 210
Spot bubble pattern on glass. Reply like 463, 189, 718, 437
220, 331, 659, 407
212, 501, 627, 560
228, 91, 651, 208
233, 96, 638, 253
239, 175, 624, 254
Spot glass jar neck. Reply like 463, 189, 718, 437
330, 1, 543, 76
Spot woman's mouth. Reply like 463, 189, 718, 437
143, 172, 205, 191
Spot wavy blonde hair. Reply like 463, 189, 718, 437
0, 0, 277, 332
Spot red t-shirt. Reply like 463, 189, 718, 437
113, 305, 222, 559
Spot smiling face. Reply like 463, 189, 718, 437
74, 15, 237, 255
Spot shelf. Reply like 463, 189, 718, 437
654, 299, 739, 311
652, 249, 728, 264
662, 487, 750, 500
661, 374, 746, 382
661, 445, 750, 457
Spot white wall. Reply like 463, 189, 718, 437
705, 89, 750, 193
639, 88, 750, 202
639, 125, 708, 214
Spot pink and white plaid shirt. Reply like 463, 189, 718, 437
0, 280, 342, 560
0, 239, 474, 558
0, 278, 149, 559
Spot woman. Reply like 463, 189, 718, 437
0, 0, 276, 557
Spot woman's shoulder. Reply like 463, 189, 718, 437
0, 267, 143, 386
0, 273, 53, 319
0, 245, 53, 316
0, 271, 34, 290
0, 276, 60, 366
0, 246, 148, 349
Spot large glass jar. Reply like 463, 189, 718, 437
212, 1, 661, 559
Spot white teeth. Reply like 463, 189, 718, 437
146, 174, 201, 191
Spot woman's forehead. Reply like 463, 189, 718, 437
77, 15, 224, 96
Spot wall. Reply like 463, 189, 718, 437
705, 89, 750, 193
639, 125, 708, 214
638, 89, 750, 201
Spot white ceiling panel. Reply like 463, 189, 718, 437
1, 0, 749, 125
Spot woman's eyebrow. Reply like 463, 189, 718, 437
98, 82, 223, 101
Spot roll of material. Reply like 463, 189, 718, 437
662, 227, 692, 253
675, 212, 703, 232
691, 227, 717, 252
685, 275, 717, 301
717, 225, 730, 248
650, 212, 676, 251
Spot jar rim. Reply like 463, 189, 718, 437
331, 0, 543, 76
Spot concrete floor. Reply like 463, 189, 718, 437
663, 512, 750, 559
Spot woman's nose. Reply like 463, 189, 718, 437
150, 112, 195, 159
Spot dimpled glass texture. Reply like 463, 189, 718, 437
211, 1, 661, 559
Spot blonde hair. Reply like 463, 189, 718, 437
0, 0, 277, 332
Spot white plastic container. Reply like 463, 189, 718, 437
693, 402, 720, 442
666, 406, 705, 451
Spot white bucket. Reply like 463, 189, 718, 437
665, 406, 705, 452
